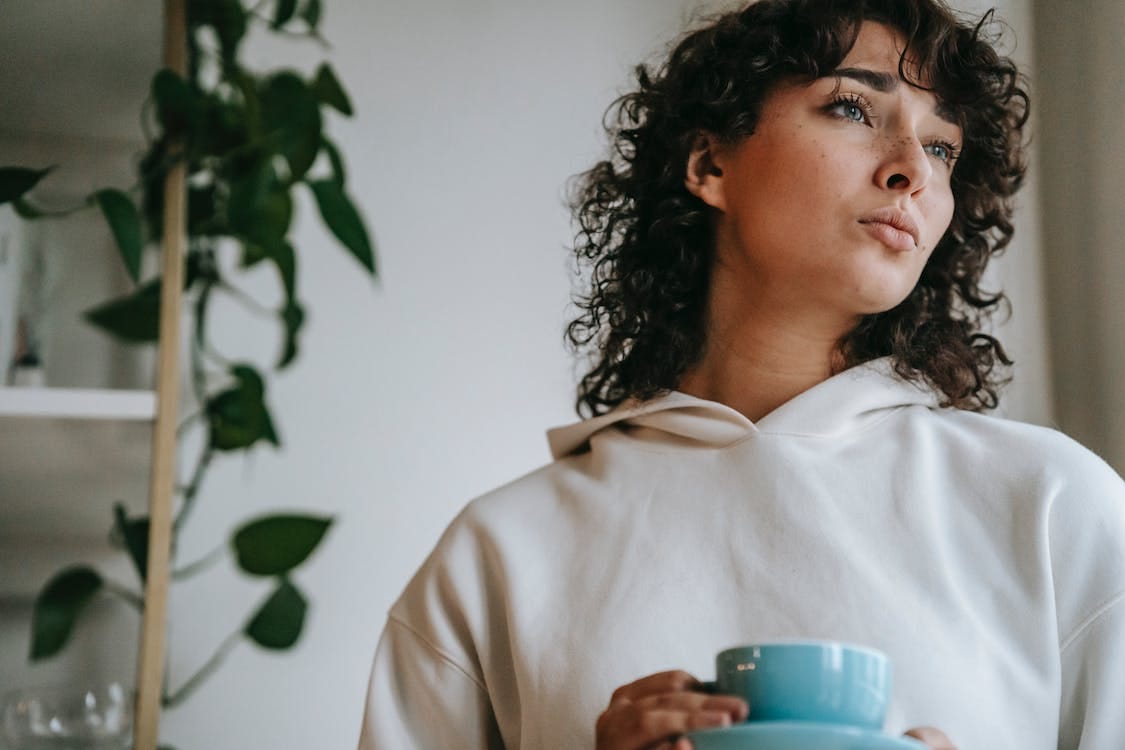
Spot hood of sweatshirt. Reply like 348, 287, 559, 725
547, 357, 941, 458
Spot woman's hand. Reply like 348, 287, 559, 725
595, 670, 749, 750
904, 726, 957, 749
594, 670, 955, 750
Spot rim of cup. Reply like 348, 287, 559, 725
716, 639, 888, 660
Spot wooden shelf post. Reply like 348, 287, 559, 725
133, 0, 187, 747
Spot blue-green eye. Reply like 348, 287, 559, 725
925, 141, 959, 163
829, 95, 870, 124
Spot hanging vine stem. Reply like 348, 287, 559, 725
176, 410, 202, 436
173, 441, 214, 537
162, 629, 242, 709
243, 7, 330, 47
217, 280, 276, 318
103, 579, 145, 611
172, 542, 226, 580
172, 277, 217, 537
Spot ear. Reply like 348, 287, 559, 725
684, 131, 728, 211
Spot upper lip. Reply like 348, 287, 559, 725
859, 207, 920, 246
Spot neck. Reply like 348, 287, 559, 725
677, 271, 858, 422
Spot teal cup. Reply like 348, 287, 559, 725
707, 641, 892, 729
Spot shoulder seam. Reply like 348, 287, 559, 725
387, 615, 490, 694
1059, 591, 1125, 654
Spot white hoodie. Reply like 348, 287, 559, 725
358, 359, 1125, 749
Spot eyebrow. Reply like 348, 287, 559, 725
830, 66, 959, 126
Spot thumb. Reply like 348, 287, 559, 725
904, 726, 956, 749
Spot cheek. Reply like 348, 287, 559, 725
924, 191, 956, 248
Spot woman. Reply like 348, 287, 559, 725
359, 1, 1125, 748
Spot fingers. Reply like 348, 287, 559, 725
597, 676, 748, 750
597, 703, 731, 750
653, 738, 694, 750
610, 670, 703, 705
904, 726, 957, 750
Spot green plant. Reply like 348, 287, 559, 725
0, 0, 372, 721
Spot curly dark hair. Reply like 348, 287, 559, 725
566, 0, 1030, 417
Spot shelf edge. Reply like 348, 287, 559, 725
0, 387, 157, 420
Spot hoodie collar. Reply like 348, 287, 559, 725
546, 357, 940, 458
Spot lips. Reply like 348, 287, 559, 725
858, 207, 920, 251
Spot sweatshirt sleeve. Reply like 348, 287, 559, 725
1046, 440, 1125, 749
357, 615, 504, 749
1057, 595, 1125, 749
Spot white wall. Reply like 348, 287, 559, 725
158, 2, 715, 748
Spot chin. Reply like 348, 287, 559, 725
851, 286, 918, 317
849, 267, 925, 315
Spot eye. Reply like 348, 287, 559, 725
924, 140, 960, 165
827, 94, 872, 125
837, 102, 865, 122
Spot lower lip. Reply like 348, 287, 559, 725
859, 221, 916, 252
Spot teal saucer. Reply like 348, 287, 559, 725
687, 721, 927, 750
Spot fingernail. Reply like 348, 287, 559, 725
703, 711, 731, 727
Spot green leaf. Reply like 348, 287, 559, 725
259, 72, 322, 181
261, 403, 280, 444
272, 0, 297, 28
139, 137, 170, 240
312, 64, 353, 117
152, 69, 202, 138
307, 180, 375, 274
320, 136, 346, 188
31, 567, 103, 660
0, 166, 52, 205
244, 579, 307, 650
230, 364, 264, 397
278, 301, 305, 369
187, 247, 220, 287
94, 189, 144, 283
113, 504, 150, 583
227, 157, 293, 248
300, 0, 321, 30
232, 515, 332, 576
226, 155, 271, 224
198, 99, 250, 159
206, 365, 279, 451
272, 241, 297, 301
84, 279, 162, 343
187, 184, 219, 236
188, 0, 247, 63
241, 242, 269, 269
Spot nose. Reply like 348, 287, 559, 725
874, 134, 933, 194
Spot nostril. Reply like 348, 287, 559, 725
886, 173, 909, 189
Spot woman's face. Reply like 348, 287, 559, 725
696, 21, 961, 326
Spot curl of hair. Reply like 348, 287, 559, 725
566, 0, 1029, 417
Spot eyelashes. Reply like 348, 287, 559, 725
825, 92, 961, 166
827, 92, 874, 125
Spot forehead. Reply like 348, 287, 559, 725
841, 21, 923, 81
837, 20, 957, 124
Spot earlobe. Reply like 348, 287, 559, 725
684, 132, 727, 211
